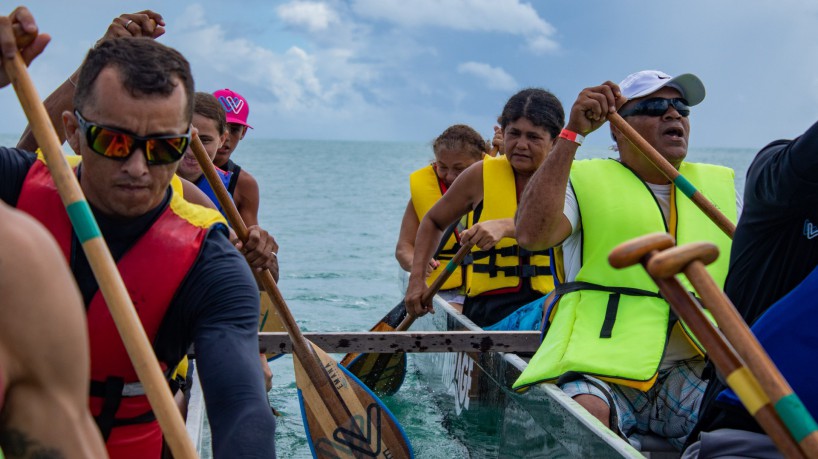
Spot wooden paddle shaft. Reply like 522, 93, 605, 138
190, 137, 379, 440
640, 252, 805, 459
608, 112, 736, 239
4, 54, 197, 457
397, 242, 474, 331
683, 260, 818, 456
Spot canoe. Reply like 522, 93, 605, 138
402, 270, 675, 458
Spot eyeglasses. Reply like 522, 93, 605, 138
618, 98, 691, 118
74, 110, 191, 165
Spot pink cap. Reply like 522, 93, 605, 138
213, 88, 253, 129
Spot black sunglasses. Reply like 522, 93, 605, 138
74, 110, 191, 165
618, 97, 691, 118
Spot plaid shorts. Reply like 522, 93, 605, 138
560, 358, 706, 450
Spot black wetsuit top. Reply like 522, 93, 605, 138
689, 119, 818, 444
0, 148, 276, 458
224, 158, 242, 196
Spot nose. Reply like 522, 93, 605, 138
663, 105, 683, 120
122, 144, 150, 176
445, 170, 459, 186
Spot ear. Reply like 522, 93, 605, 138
239, 125, 248, 140
63, 110, 81, 154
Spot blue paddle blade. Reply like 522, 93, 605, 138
295, 343, 414, 458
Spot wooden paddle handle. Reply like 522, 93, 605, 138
639, 254, 804, 458
399, 242, 475, 331
4, 53, 197, 458
683, 260, 818, 456
608, 112, 736, 239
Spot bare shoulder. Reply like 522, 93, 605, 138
0, 202, 87, 377
0, 203, 61, 269
236, 168, 259, 195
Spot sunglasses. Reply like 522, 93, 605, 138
74, 110, 191, 165
618, 97, 690, 118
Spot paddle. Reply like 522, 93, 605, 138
648, 242, 818, 457
340, 242, 474, 395
190, 136, 413, 458
608, 112, 736, 239
2, 46, 197, 458
608, 233, 805, 459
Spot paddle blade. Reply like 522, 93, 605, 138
294, 343, 414, 458
344, 352, 407, 396
340, 301, 407, 367
259, 290, 287, 361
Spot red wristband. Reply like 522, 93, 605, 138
559, 129, 584, 146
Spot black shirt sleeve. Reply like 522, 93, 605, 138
744, 119, 818, 208
155, 229, 276, 458
0, 147, 37, 206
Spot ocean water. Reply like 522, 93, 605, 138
0, 133, 756, 457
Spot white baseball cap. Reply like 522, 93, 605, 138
619, 70, 706, 106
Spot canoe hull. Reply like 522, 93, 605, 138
407, 272, 643, 458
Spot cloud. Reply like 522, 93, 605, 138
276, 1, 339, 33
350, 0, 558, 53
173, 5, 327, 110
457, 62, 517, 91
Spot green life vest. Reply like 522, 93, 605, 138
514, 159, 736, 392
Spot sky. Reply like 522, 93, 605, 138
2, 0, 818, 149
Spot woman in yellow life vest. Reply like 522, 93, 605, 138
405, 89, 565, 327
396, 125, 486, 309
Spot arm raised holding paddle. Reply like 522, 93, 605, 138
16, 9, 164, 151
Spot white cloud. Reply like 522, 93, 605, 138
276, 1, 339, 33
350, 0, 558, 54
174, 5, 328, 110
457, 62, 517, 91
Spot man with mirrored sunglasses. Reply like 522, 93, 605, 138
0, 8, 275, 459
515, 70, 741, 451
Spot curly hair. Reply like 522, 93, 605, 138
432, 124, 485, 160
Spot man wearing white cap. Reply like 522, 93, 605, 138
513, 70, 740, 450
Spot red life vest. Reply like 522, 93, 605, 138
17, 158, 219, 459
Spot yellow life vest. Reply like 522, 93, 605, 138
465, 155, 554, 297
514, 159, 736, 392
409, 164, 466, 290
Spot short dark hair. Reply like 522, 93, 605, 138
433, 124, 485, 160
193, 92, 227, 135
74, 37, 195, 121
499, 88, 564, 140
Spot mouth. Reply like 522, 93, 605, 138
182, 154, 199, 167
115, 183, 150, 192
662, 125, 685, 141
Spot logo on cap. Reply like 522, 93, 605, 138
218, 96, 245, 115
